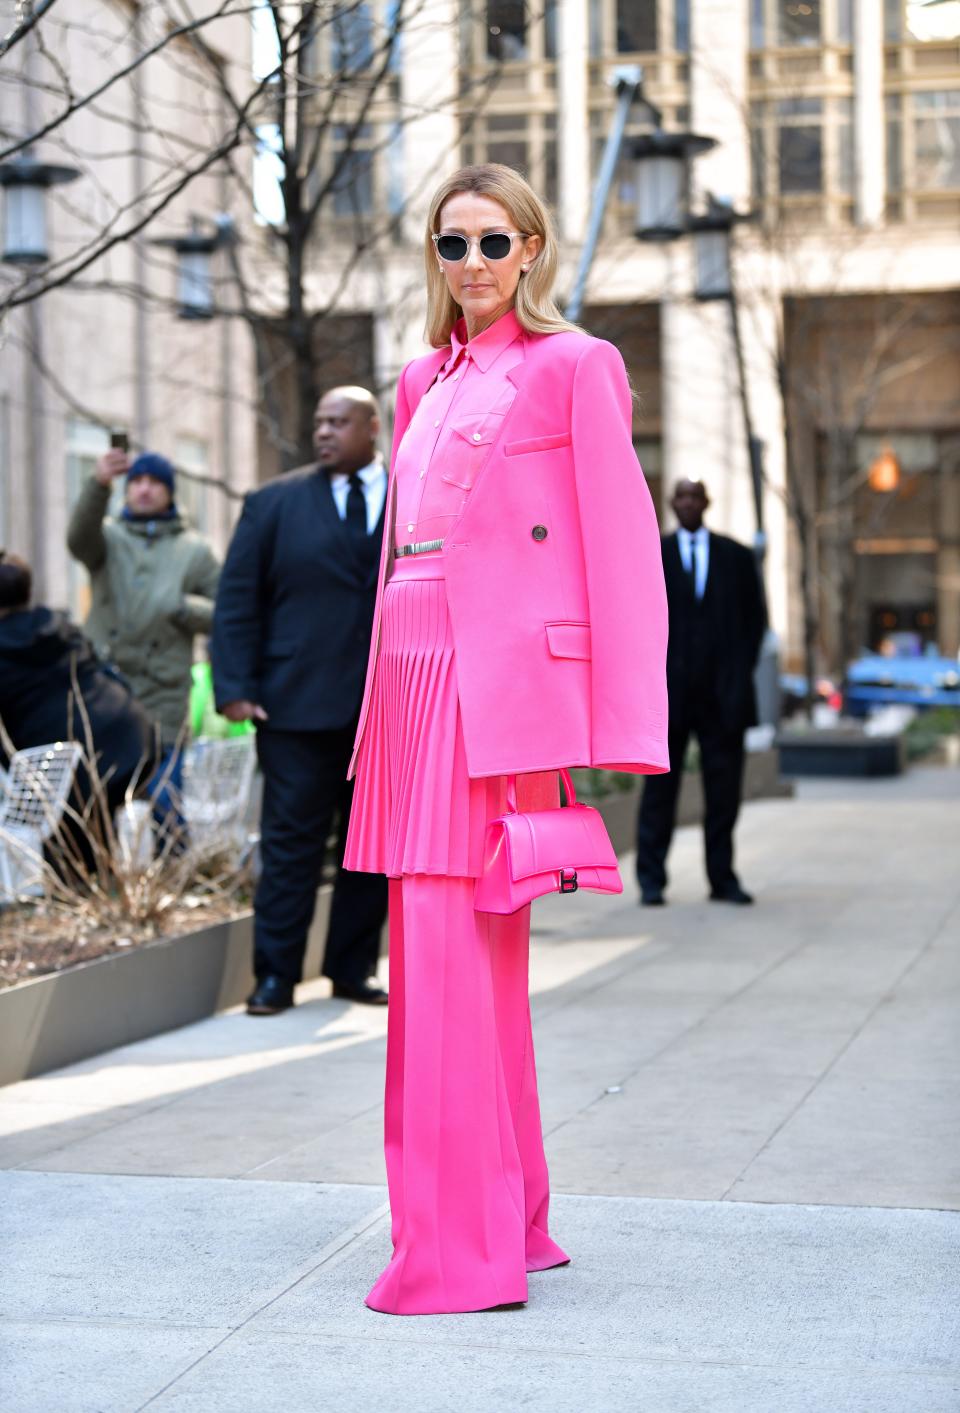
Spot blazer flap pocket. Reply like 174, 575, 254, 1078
545, 620, 591, 661
504, 432, 571, 457
450, 414, 500, 446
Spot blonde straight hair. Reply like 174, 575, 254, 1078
424, 164, 582, 348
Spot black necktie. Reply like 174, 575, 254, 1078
345, 473, 367, 538
684, 539, 698, 598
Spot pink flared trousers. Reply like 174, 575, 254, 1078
366, 875, 568, 1315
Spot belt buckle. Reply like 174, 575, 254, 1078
559, 869, 579, 894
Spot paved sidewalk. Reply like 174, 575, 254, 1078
2, 768, 958, 1412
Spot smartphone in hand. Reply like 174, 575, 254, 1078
110, 430, 130, 454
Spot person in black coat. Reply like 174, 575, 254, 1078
636, 480, 766, 906
0, 552, 158, 840
211, 387, 389, 1013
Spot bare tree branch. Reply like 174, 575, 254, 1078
0, 0, 62, 61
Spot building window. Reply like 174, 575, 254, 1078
778, 1, 821, 46
462, 1, 555, 73
331, 124, 374, 218
836, 0, 853, 43
913, 90, 960, 189
674, 0, 690, 51
586, 0, 688, 56
753, 0, 864, 47
750, 95, 856, 223
886, 94, 904, 194
750, 100, 767, 205
616, 0, 657, 53
175, 437, 210, 537
777, 97, 823, 193
486, 0, 527, 61
885, 0, 904, 38
835, 96, 854, 195
886, 88, 960, 214
332, 2, 374, 72
461, 112, 558, 211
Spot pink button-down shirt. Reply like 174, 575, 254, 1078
392, 308, 524, 551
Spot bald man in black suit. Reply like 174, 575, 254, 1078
212, 387, 389, 1013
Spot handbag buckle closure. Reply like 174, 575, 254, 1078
559, 869, 579, 894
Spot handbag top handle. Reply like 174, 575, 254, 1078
505, 767, 577, 814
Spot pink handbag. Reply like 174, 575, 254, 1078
474, 769, 623, 915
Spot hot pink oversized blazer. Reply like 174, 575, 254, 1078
348, 327, 669, 781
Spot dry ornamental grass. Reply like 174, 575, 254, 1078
0, 673, 253, 990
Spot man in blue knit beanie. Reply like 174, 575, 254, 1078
67, 443, 221, 752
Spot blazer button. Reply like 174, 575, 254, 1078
531, 525, 548, 542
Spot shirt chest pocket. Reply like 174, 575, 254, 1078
439, 413, 503, 491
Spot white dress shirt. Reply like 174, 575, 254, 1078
328, 454, 387, 534
677, 526, 710, 600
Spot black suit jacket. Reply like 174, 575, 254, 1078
662, 530, 766, 733
211, 464, 386, 732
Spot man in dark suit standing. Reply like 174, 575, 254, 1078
212, 387, 389, 1013
636, 479, 766, 907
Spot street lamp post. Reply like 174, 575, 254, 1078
688, 198, 766, 571
0, 155, 80, 265
564, 68, 716, 322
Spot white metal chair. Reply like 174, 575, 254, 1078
182, 736, 257, 864
0, 742, 82, 901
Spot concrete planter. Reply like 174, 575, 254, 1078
0, 913, 255, 1087
777, 730, 905, 778
0, 882, 350, 1088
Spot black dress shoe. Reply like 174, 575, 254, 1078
640, 889, 666, 906
331, 980, 389, 1006
709, 883, 754, 905
246, 976, 295, 1015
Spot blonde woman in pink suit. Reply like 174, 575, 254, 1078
344, 164, 669, 1316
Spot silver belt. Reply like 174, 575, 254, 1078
394, 538, 444, 558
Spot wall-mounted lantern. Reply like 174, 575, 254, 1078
151, 214, 236, 320
632, 130, 717, 242
0, 156, 80, 265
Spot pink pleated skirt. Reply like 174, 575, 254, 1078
344, 555, 555, 879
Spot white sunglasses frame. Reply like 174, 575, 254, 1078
431, 230, 531, 263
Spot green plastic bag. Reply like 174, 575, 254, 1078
190, 661, 255, 740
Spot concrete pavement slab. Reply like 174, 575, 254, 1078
1, 1171, 385, 1325
2, 1178, 957, 1413
0, 1323, 231, 1413
145, 1327, 960, 1413
248, 1194, 960, 1375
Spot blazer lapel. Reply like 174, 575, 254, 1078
405, 349, 449, 410
365, 492, 388, 587
663, 534, 685, 594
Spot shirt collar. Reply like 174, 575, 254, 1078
446, 307, 523, 375
329, 454, 385, 486
679, 525, 708, 545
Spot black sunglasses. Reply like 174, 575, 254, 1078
432, 231, 529, 263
